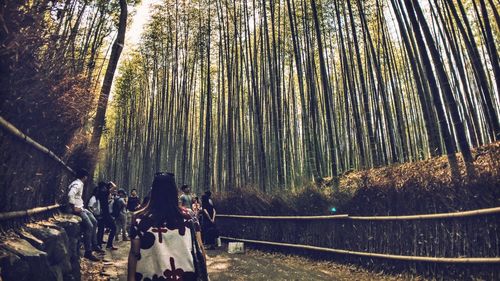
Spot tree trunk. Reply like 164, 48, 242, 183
90, 0, 128, 176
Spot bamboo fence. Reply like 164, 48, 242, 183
217, 206, 500, 220
0, 204, 61, 221
0, 116, 75, 218
217, 206, 500, 273
220, 236, 500, 263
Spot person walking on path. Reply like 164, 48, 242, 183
67, 168, 102, 261
179, 184, 193, 210
127, 172, 208, 281
113, 188, 129, 241
96, 181, 118, 250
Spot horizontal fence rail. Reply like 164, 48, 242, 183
0, 116, 75, 174
217, 214, 349, 220
221, 236, 500, 264
0, 204, 61, 221
217, 206, 500, 266
217, 206, 500, 221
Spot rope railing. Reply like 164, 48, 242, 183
221, 236, 500, 264
217, 206, 500, 221
0, 116, 75, 175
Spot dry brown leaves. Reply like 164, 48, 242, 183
244, 249, 425, 281
80, 257, 108, 281
216, 141, 500, 216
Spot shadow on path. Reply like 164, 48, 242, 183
82, 242, 422, 281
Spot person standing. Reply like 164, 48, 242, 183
88, 186, 102, 243
179, 185, 193, 210
88, 187, 101, 219
200, 194, 218, 249
127, 189, 141, 212
113, 189, 128, 241
127, 173, 208, 281
126, 188, 141, 232
191, 197, 201, 217
67, 168, 102, 261
96, 181, 118, 250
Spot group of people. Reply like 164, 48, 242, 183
179, 184, 219, 249
67, 169, 142, 261
67, 170, 212, 281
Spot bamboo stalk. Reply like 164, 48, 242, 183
0, 116, 75, 174
0, 204, 60, 221
221, 236, 500, 264
218, 206, 500, 221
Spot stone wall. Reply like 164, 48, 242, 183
0, 214, 81, 281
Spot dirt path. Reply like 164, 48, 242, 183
82, 242, 423, 281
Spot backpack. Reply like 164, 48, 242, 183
111, 197, 122, 218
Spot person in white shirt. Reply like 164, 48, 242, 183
68, 168, 102, 261
88, 187, 101, 217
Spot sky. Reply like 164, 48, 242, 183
124, 0, 162, 54
112, 0, 161, 99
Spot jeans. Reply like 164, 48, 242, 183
126, 212, 133, 231
80, 209, 98, 253
97, 214, 116, 248
115, 213, 127, 239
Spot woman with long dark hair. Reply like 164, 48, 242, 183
201, 193, 218, 249
127, 173, 208, 281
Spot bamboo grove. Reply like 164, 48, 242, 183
1, 0, 133, 156
99, 0, 500, 194
34, 0, 130, 94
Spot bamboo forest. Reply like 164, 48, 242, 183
101, 0, 499, 193
0, 0, 499, 280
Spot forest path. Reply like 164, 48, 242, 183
82, 241, 421, 281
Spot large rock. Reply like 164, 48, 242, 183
52, 215, 81, 238
0, 237, 57, 281
0, 214, 82, 281
24, 222, 71, 277
0, 247, 22, 280
51, 214, 82, 281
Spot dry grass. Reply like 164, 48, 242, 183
215, 142, 500, 216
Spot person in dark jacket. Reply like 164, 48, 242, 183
200, 194, 218, 249
96, 181, 118, 250
127, 189, 141, 212
126, 188, 141, 235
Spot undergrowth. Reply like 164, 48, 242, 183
214, 142, 500, 216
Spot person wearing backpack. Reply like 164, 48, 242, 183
112, 189, 128, 241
